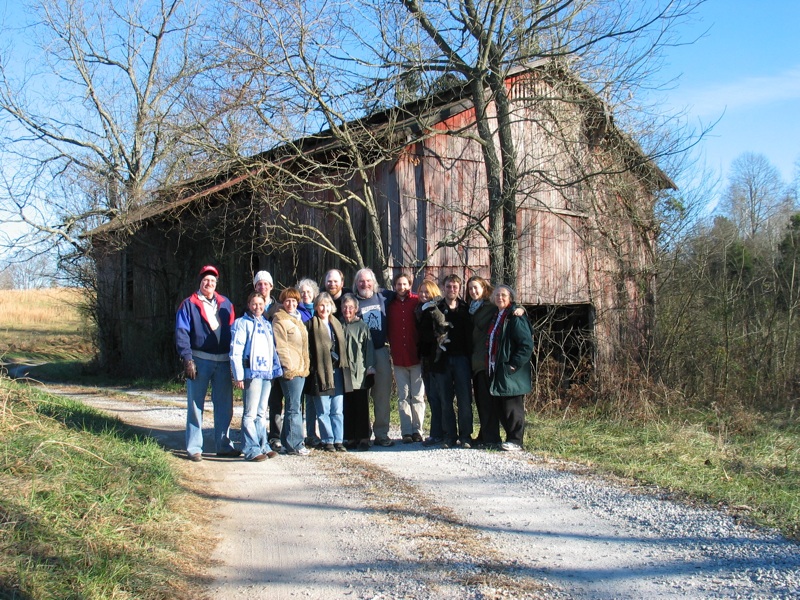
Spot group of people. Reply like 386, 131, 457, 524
175, 264, 534, 462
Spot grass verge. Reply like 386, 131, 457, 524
0, 376, 210, 599
524, 403, 800, 541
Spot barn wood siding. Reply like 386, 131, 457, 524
383, 72, 602, 309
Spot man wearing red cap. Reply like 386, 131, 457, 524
175, 265, 239, 461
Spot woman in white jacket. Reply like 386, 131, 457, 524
230, 292, 283, 461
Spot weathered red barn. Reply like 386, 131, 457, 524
89, 60, 671, 379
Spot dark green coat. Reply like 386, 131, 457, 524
488, 307, 534, 397
340, 318, 375, 390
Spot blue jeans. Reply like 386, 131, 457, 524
241, 378, 274, 459
436, 355, 474, 443
186, 357, 234, 455
279, 376, 306, 452
311, 368, 344, 444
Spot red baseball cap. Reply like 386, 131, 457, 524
198, 265, 219, 279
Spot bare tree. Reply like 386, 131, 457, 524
0, 253, 55, 289
206, 0, 704, 294
354, 0, 705, 287
0, 266, 13, 290
718, 152, 794, 246
0, 0, 224, 265
211, 0, 412, 286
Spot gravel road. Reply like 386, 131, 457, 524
43, 384, 800, 599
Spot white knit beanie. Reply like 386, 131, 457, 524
253, 270, 273, 286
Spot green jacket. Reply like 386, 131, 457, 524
488, 307, 534, 397
340, 318, 376, 390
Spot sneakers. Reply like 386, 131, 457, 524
411, 432, 423, 443
500, 442, 523, 452
269, 438, 282, 451
375, 438, 394, 447
402, 435, 414, 444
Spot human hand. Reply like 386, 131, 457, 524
184, 359, 197, 380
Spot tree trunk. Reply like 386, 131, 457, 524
469, 77, 505, 284
487, 67, 520, 288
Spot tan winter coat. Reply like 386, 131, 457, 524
272, 308, 310, 379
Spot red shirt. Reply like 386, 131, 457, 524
386, 292, 420, 367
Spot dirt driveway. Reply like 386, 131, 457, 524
42, 384, 800, 599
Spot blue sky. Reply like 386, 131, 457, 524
661, 0, 800, 187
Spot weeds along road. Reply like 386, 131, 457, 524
45, 384, 800, 600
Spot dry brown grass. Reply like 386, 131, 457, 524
0, 288, 94, 360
